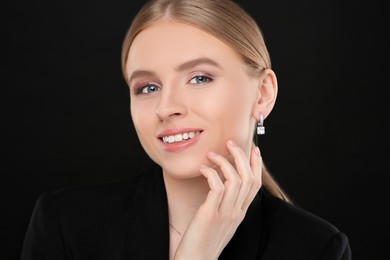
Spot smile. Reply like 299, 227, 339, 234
158, 128, 204, 152
162, 131, 201, 143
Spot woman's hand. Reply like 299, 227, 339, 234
174, 139, 263, 260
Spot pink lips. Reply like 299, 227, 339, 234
157, 128, 203, 152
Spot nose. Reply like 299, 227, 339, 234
155, 87, 186, 121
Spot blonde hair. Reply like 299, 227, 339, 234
121, 0, 290, 203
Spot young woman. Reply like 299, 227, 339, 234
21, 0, 351, 259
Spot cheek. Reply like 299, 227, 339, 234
207, 85, 252, 122
211, 85, 255, 144
191, 84, 253, 139
130, 101, 154, 140
130, 101, 161, 162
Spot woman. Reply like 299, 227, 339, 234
21, 0, 351, 259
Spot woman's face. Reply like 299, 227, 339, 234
126, 20, 260, 178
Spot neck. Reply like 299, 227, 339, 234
163, 171, 210, 235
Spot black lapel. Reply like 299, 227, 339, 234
125, 165, 170, 259
219, 189, 264, 260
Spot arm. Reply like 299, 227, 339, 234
21, 193, 68, 260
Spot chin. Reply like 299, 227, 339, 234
158, 156, 206, 179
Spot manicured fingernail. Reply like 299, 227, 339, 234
256, 147, 261, 157
208, 151, 217, 157
227, 139, 236, 147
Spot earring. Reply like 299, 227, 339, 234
257, 113, 265, 135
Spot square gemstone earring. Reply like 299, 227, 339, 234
257, 113, 265, 135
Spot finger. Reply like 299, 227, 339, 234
206, 151, 241, 211
225, 140, 254, 208
199, 165, 225, 211
242, 146, 263, 211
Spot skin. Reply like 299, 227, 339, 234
125, 20, 277, 259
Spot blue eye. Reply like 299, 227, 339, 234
189, 75, 212, 84
137, 84, 160, 94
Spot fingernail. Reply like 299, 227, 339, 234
207, 151, 217, 157
227, 139, 236, 147
255, 146, 261, 156
200, 164, 207, 170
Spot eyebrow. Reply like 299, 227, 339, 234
175, 57, 223, 72
127, 57, 222, 85
127, 70, 156, 85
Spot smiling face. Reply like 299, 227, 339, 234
125, 20, 261, 178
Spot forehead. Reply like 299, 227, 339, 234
126, 20, 243, 72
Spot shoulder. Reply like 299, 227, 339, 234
261, 190, 351, 259
35, 163, 162, 222
262, 190, 339, 237
21, 164, 164, 259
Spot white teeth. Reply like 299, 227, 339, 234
174, 134, 182, 142
162, 131, 200, 143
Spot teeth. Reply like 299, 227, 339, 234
162, 131, 200, 143
174, 134, 182, 142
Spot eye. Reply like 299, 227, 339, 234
189, 75, 212, 84
136, 84, 161, 95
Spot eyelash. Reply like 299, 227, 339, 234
133, 74, 214, 95
189, 75, 213, 85
134, 83, 160, 95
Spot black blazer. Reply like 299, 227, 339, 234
21, 164, 351, 259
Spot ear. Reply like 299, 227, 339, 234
253, 69, 278, 121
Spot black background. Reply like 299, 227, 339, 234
3, 0, 388, 259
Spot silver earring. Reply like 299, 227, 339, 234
257, 113, 265, 135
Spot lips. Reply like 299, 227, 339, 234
161, 131, 201, 143
157, 128, 204, 152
